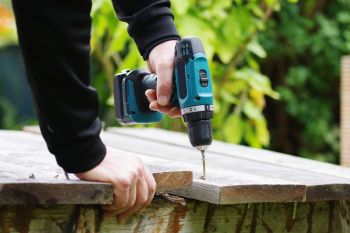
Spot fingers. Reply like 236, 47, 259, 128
117, 171, 149, 222
169, 107, 181, 118
146, 40, 177, 107
155, 60, 174, 106
143, 167, 156, 207
145, 89, 156, 102
117, 167, 156, 222
76, 147, 157, 220
145, 90, 181, 118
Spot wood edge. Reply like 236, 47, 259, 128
169, 181, 221, 204
154, 171, 193, 193
305, 184, 350, 202
0, 182, 113, 205
218, 184, 306, 204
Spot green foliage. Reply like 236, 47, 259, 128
0, 0, 17, 47
90, 0, 281, 148
0, 96, 17, 128
259, 0, 350, 163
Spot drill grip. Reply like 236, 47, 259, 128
141, 73, 179, 107
141, 74, 157, 91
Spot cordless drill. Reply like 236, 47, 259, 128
113, 37, 213, 179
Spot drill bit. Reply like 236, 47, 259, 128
200, 150, 206, 180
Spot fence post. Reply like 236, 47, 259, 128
341, 56, 350, 166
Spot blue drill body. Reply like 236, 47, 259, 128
113, 37, 213, 149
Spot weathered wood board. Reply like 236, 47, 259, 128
0, 198, 349, 233
10, 126, 350, 232
109, 127, 350, 179
23, 126, 350, 204
0, 130, 192, 204
23, 126, 307, 204
341, 56, 350, 167
106, 127, 350, 204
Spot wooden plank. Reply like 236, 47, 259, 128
0, 130, 192, 204
23, 127, 307, 204
140, 156, 305, 204
0, 181, 112, 205
341, 56, 350, 167
24, 126, 350, 204
0, 199, 349, 232
109, 127, 350, 180
104, 129, 350, 203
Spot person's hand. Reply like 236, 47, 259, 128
146, 40, 181, 118
75, 146, 156, 222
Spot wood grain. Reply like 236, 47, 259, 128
109, 127, 350, 180
341, 56, 350, 167
0, 130, 192, 204
24, 126, 350, 204
106, 128, 350, 203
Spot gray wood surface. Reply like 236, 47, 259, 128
106, 127, 350, 203
0, 130, 192, 204
23, 126, 350, 204
109, 127, 350, 180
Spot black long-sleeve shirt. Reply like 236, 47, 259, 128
12, 0, 179, 173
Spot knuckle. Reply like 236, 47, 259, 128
136, 166, 144, 178
148, 183, 156, 194
129, 170, 139, 181
118, 178, 132, 189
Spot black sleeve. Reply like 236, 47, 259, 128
12, 0, 106, 173
111, 0, 180, 59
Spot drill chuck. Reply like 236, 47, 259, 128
187, 119, 212, 148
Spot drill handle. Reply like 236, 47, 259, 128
141, 74, 157, 91
142, 74, 179, 107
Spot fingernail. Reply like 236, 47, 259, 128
158, 96, 168, 106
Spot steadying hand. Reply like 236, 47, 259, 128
75, 146, 156, 222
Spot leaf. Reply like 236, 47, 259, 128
223, 114, 243, 144
106, 95, 114, 106
234, 68, 280, 99
256, 118, 270, 146
172, 0, 190, 15
247, 40, 267, 58
221, 90, 239, 104
244, 121, 261, 148
243, 100, 263, 120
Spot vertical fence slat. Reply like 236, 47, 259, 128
341, 56, 350, 166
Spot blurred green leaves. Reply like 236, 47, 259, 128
259, 0, 350, 163
0, 1, 17, 47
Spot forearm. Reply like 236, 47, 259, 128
111, 0, 180, 59
12, 0, 106, 173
